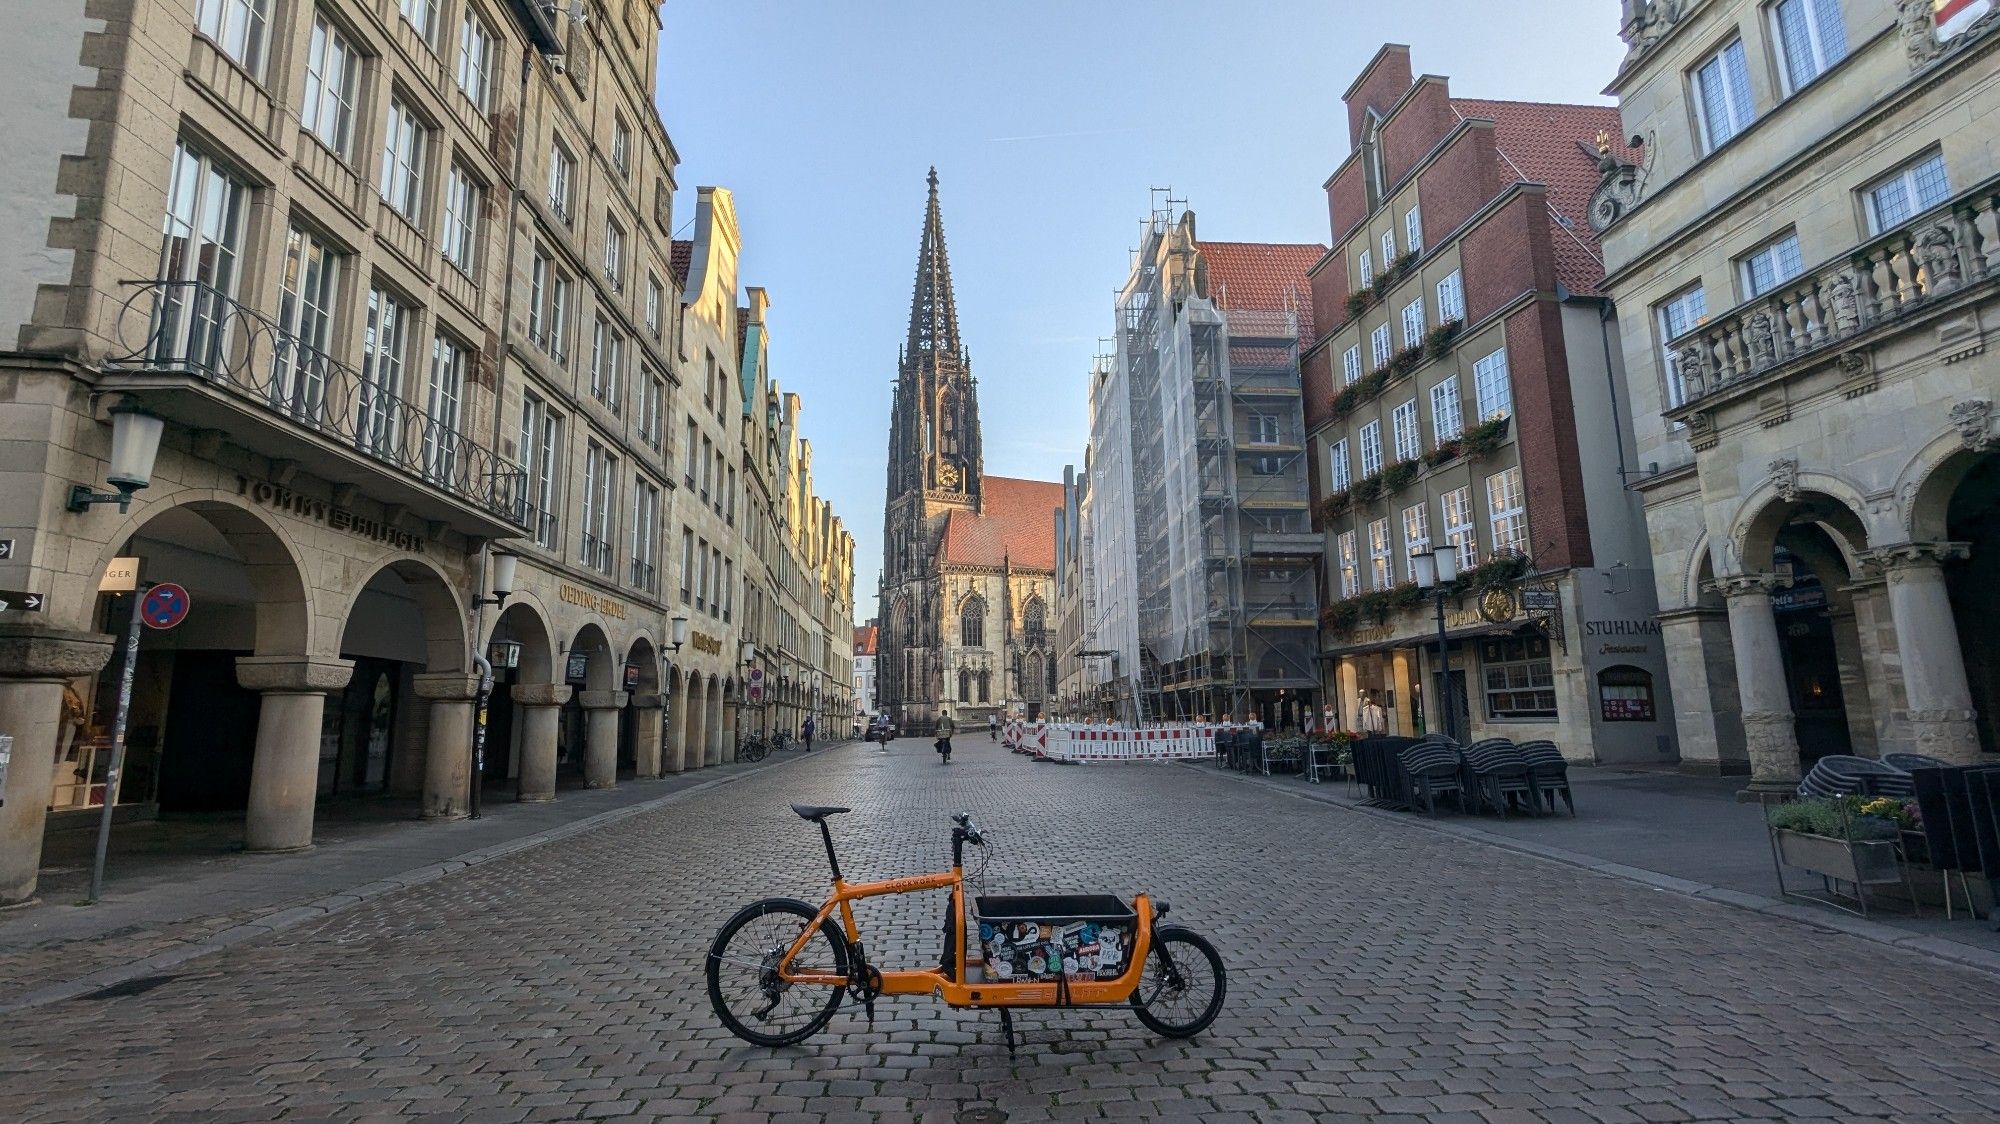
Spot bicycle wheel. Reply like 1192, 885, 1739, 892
1130, 925, 1226, 1039
706, 897, 848, 1046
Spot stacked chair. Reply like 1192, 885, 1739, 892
1798, 754, 1915, 798
1460, 739, 1535, 818
1396, 740, 1468, 815
1515, 740, 1575, 816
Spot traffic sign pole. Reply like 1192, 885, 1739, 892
89, 581, 152, 904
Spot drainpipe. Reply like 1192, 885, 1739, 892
1598, 296, 1632, 491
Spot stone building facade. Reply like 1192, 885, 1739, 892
1596, 0, 2000, 789
875, 171, 1060, 733
1303, 46, 1671, 760
0, 0, 852, 906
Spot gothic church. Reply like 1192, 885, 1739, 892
876, 171, 1061, 734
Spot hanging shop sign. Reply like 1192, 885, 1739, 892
100, 556, 140, 593
565, 651, 590, 686
557, 582, 629, 620
235, 476, 426, 552
623, 663, 641, 690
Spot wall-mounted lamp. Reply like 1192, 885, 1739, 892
474, 552, 519, 608
68, 405, 166, 514
667, 611, 690, 654
739, 639, 757, 665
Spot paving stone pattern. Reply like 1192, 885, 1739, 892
3, 738, 1999, 1122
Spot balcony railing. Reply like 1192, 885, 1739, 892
1667, 179, 2000, 409
107, 280, 526, 528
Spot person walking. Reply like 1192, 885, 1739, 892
935, 710, 956, 764
801, 714, 816, 753
987, 713, 998, 741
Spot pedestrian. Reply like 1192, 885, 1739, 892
988, 713, 998, 741
802, 714, 816, 753
935, 710, 955, 764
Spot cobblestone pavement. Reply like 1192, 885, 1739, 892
4, 737, 2000, 1122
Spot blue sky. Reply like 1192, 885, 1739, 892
656, 1, 1627, 624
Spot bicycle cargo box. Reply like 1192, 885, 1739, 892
973, 895, 1137, 984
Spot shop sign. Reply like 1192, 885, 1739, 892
100, 557, 140, 593
623, 663, 641, 690
565, 651, 590, 686
689, 630, 723, 656
557, 583, 629, 620
1522, 589, 1558, 613
1771, 586, 1826, 613
1583, 619, 1662, 637
235, 476, 426, 552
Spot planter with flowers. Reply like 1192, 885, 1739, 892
1765, 796, 1917, 916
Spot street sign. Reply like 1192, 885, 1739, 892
1521, 589, 1558, 612
140, 583, 191, 630
0, 538, 14, 560
100, 556, 140, 593
0, 589, 46, 613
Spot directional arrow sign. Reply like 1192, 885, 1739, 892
0, 538, 15, 560
0, 589, 46, 613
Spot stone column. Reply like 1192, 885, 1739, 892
1825, 607, 1879, 757
236, 656, 354, 853
665, 678, 690, 773
1870, 543, 1981, 764
630, 692, 663, 777
579, 690, 627, 788
722, 694, 739, 762
685, 681, 708, 772
0, 625, 115, 905
1717, 574, 1802, 796
1390, 649, 1417, 737
511, 683, 570, 801
1845, 576, 1908, 756
1657, 607, 1746, 774
706, 684, 725, 766
413, 672, 480, 820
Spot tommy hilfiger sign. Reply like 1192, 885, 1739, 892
235, 476, 427, 552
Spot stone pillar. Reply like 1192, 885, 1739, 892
413, 672, 480, 820
706, 684, 725, 765
721, 696, 739, 763
578, 691, 627, 788
685, 681, 708, 772
1336, 658, 1359, 729
235, 656, 354, 853
0, 625, 115, 905
1846, 577, 1909, 756
1390, 649, 1417, 737
511, 683, 570, 801
665, 678, 690, 773
1718, 575, 1802, 796
1825, 607, 1879, 757
1657, 607, 1746, 774
1870, 543, 1981, 764
630, 693, 664, 778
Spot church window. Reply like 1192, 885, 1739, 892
958, 668, 970, 701
960, 597, 985, 647
978, 670, 990, 703
1023, 597, 1047, 647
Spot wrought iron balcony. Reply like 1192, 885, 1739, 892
104, 280, 527, 536
1666, 178, 2000, 412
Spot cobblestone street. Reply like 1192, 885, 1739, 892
5, 738, 2000, 1123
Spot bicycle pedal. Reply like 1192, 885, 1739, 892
864, 998, 877, 1026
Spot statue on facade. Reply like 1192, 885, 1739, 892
1901, 0, 1947, 68
1918, 223, 1964, 291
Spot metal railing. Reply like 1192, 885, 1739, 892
108, 279, 526, 527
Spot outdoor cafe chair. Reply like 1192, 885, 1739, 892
1515, 740, 1575, 816
1799, 755, 1914, 799
1398, 744, 1467, 816
1883, 752, 1951, 773
1462, 741, 1535, 818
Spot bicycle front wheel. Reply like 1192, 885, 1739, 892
706, 898, 848, 1046
1131, 925, 1226, 1039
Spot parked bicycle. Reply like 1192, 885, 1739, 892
737, 734, 769, 764
705, 806, 1226, 1053
771, 730, 791, 753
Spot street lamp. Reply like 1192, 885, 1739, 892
473, 551, 518, 608
739, 639, 756, 666
667, 611, 689, 654
1411, 548, 1460, 743
68, 404, 166, 513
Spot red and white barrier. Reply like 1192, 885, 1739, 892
1033, 722, 1249, 764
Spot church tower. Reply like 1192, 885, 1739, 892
878, 169, 985, 731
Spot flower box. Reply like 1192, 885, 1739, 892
1770, 827, 1904, 886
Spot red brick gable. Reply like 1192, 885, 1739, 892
942, 476, 1063, 572
1198, 241, 1328, 342
853, 624, 878, 656
1449, 99, 1634, 296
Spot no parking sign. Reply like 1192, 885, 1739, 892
140, 583, 191, 630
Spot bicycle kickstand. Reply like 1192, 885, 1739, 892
998, 1008, 1016, 1058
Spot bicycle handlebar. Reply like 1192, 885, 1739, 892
952, 812, 985, 846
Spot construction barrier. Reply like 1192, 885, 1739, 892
1030, 722, 1261, 764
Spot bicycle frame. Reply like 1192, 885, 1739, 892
775, 847, 1158, 1008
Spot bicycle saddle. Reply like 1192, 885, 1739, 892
790, 803, 851, 822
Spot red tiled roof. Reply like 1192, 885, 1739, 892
853, 624, 878, 656
669, 239, 694, 288
1449, 99, 1635, 296
1197, 241, 1328, 342
941, 475, 1063, 572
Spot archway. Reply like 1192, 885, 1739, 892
706, 675, 725, 765
487, 599, 559, 800
683, 672, 708, 771
1914, 446, 2000, 761
620, 636, 663, 778
663, 664, 688, 773
338, 557, 468, 821
562, 623, 619, 788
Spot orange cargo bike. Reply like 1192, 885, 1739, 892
705, 805, 1227, 1051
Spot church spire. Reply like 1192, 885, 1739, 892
906, 167, 963, 359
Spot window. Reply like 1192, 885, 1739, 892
1328, 438, 1350, 493
639, 371, 663, 448
684, 417, 698, 485
725, 466, 736, 524
156, 142, 248, 367
1024, 598, 1048, 646
1772, 0, 1848, 94
680, 527, 694, 603
961, 599, 985, 647
1865, 152, 1950, 233
646, 274, 663, 338
700, 436, 713, 502
1401, 298, 1426, 349
381, 100, 427, 221
1371, 324, 1392, 369
1402, 503, 1430, 580
423, 334, 466, 483
604, 218, 625, 291
1404, 205, 1423, 255
1441, 486, 1477, 568
712, 449, 726, 511
1382, 230, 1396, 266
1693, 38, 1755, 152
1483, 635, 1558, 720
527, 253, 549, 346
1368, 518, 1392, 590
580, 441, 614, 573
1430, 377, 1463, 442
703, 351, 715, 409
358, 287, 408, 457
1391, 399, 1420, 462
441, 164, 479, 272
589, 318, 622, 411
1358, 249, 1373, 287
710, 546, 723, 614
272, 224, 342, 424
1336, 531, 1359, 597
1436, 270, 1465, 323
1739, 232, 1804, 298
1246, 413, 1280, 444
302, 13, 359, 158
723, 559, 734, 622
196, 0, 269, 77
1472, 347, 1513, 420
612, 115, 632, 178
1599, 665, 1657, 722
1486, 466, 1526, 557
1342, 345, 1361, 386
631, 477, 659, 592
549, 140, 576, 223
456, 9, 495, 110
396, 0, 435, 45
518, 393, 561, 548
1656, 284, 1707, 407
1359, 421, 1383, 478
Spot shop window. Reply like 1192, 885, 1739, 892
1481, 635, 1557, 720
1598, 665, 1656, 722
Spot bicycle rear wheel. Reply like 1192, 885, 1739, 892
1130, 925, 1226, 1038
707, 898, 848, 1046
